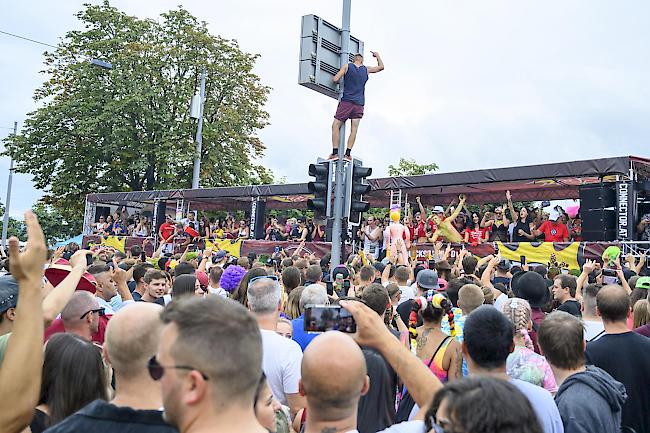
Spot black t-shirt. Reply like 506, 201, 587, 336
489, 222, 509, 242
397, 299, 422, 328
512, 220, 532, 242
42, 399, 178, 433
357, 347, 398, 433
132, 291, 165, 306
586, 332, 650, 433
492, 276, 511, 290
557, 300, 582, 317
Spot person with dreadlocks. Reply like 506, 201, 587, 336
397, 291, 461, 423
501, 298, 558, 394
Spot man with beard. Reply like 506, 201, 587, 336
156, 296, 266, 433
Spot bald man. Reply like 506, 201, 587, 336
457, 283, 485, 315
44, 303, 177, 433
586, 285, 650, 433
300, 332, 369, 433
60, 291, 101, 341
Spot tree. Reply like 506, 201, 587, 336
387, 158, 438, 177
3, 2, 272, 224
0, 203, 26, 242
31, 203, 82, 245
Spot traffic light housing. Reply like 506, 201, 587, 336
345, 162, 372, 225
307, 162, 333, 219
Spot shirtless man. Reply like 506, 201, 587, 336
329, 52, 384, 160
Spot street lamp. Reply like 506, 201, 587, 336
190, 68, 207, 189
89, 58, 112, 70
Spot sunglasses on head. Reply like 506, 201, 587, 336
79, 308, 105, 320
249, 275, 279, 285
147, 356, 209, 381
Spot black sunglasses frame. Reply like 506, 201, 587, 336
147, 356, 209, 381
79, 308, 105, 320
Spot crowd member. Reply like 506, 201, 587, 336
394, 266, 414, 305
207, 266, 227, 297
512, 271, 551, 352
299, 332, 369, 433
88, 263, 133, 313
32, 333, 107, 432
479, 256, 509, 311
501, 298, 557, 393
462, 306, 564, 433
247, 276, 305, 415
291, 284, 329, 351
171, 274, 200, 299
534, 210, 570, 242
442, 283, 484, 344
636, 211, 650, 241
396, 269, 438, 325
537, 311, 626, 433
361, 216, 382, 259
506, 190, 535, 242
0, 212, 48, 433
483, 206, 510, 242
232, 267, 267, 307
254, 373, 286, 433
60, 291, 102, 341
130, 263, 154, 298
45, 303, 176, 433
265, 216, 287, 241
424, 377, 544, 433
303, 265, 323, 286
633, 299, 649, 329
281, 266, 301, 294
357, 284, 399, 433
276, 317, 293, 340
581, 283, 606, 341
463, 212, 488, 246
552, 274, 581, 317
134, 270, 166, 305
585, 284, 650, 433
157, 297, 267, 433
285, 286, 305, 320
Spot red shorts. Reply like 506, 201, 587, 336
334, 100, 364, 121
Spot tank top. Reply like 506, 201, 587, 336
425, 336, 452, 383
341, 63, 369, 105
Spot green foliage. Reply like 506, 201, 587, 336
0, 203, 26, 242
2, 2, 272, 224
387, 158, 439, 177
31, 203, 82, 245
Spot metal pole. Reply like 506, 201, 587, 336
330, 0, 351, 270
1, 122, 17, 249
192, 68, 207, 189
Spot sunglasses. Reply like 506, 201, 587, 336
79, 308, 105, 320
249, 275, 279, 285
147, 356, 209, 381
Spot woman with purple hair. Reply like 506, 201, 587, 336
220, 265, 247, 294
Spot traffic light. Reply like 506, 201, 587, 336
307, 161, 333, 219
345, 162, 372, 225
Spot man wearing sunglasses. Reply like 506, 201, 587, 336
60, 291, 102, 342
155, 296, 267, 433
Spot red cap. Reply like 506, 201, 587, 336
45, 259, 97, 293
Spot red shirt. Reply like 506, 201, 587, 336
464, 227, 487, 246
159, 222, 175, 241
415, 220, 435, 239
44, 316, 109, 345
538, 221, 569, 242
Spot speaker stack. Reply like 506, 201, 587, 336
579, 183, 616, 241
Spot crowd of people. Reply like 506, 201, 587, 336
1, 210, 650, 433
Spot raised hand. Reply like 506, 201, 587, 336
582, 259, 596, 274
9, 211, 47, 285
69, 249, 91, 270
506, 190, 512, 201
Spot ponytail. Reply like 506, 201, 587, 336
431, 293, 456, 337
409, 297, 427, 354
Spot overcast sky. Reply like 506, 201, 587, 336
2, 0, 649, 217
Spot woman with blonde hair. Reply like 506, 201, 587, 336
284, 286, 305, 320
501, 297, 557, 393
633, 299, 650, 329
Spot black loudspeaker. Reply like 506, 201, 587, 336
579, 183, 616, 211
95, 206, 111, 221
581, 209, 616, 241
250, 200, 266, 240
154, 201, 167, 234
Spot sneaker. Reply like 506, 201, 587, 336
327, 153, 339, 161
344, 153, 352, 161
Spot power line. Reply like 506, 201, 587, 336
0, 29, 58, 50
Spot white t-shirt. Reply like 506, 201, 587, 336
397, 285, 416, 305
493, 292, 508, 312
583, 319, 605, 342
378, 421, 426, 433
260, 329, 303, 406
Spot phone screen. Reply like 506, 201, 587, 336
304, 305, 356, 333
602, 275, 619, 285
520, 255, 526, 266
86, 253, 94, 266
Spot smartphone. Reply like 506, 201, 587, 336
304, 305, 356, 333
520, 255, 526, 266
274, 246, 280, 254
85, 253, 94, 266
541, 200, 551, 207
602, 268, 619, 285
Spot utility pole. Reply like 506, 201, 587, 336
1, 122, 17, 249
329, 0, 351, 269
192, 68, 207, 189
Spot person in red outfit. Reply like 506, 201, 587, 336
534, 210, 569, 242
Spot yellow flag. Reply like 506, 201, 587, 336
100, 236, 126, 253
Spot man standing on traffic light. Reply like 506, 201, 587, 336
329, 51, 384, 161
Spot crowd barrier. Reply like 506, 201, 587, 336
83, 235, 649, 270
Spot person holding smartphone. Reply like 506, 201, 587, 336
637, 212, 650, 241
